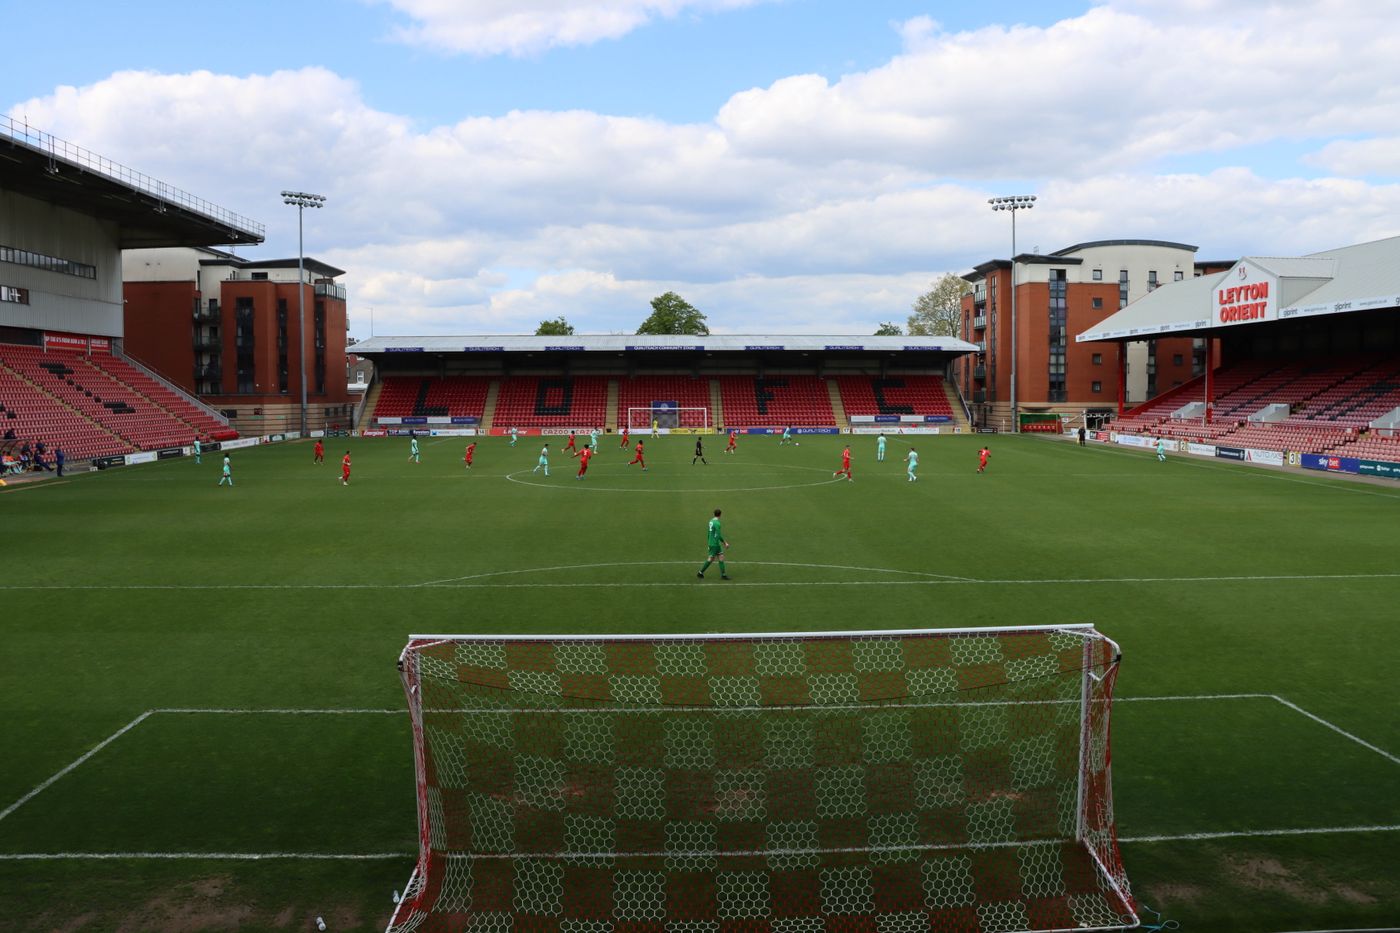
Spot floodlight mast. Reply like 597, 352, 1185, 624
280, 190, 326, 436
988, 195, 1036, 430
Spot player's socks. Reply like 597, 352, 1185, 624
719, 561, 727, 578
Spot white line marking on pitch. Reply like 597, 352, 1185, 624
1267, 695, 1400, 766
0, 711, 152, 823
416, 560, 975, 587
4, 824, 1399, 861
5, 571, 1400, 590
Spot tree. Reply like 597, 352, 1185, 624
535, 316, 575, 336
637, 292, 709, 336
874, 322, 904, 336
907, 273, 972, 337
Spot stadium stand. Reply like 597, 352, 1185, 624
718, 375, 833, 426
0, 345, 233, 457
91, 354, 236, 441
492, 375, 610, 428
0, 360, 131, 460
615, 375, 712, 428
372, 375, 492, 421
834, 374, 954, 419
1107, 355, 1400, 454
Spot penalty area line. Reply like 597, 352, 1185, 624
0, 711, 153, 825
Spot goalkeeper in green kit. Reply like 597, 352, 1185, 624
697, 508, 730, 580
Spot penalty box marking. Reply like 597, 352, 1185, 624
0, 695, 1394, 859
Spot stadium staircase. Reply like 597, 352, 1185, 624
709, 378, 724, 428
825, 379, 848, 428
943, 378, 973, 433
479, 379, 501, 432
357, 377, 384, 430
605, 379, 619, 432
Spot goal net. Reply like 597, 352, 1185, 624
627, 405, 710, 431
388, 625, 1137, 933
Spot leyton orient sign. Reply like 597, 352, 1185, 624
1214, 261, 1277, 327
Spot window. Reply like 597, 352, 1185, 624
1047, 269, 1068, 402
314, 302, 327, 395
0, 284, 30, 304
251, 272, 269, 281
1092, 297, 1103, 309
0, 244, 96, 279
1092, 353, 1103, 365
1092, 381, 1102, 393
1174, 270, 1184, 281
1118, 270, 1129, 308
234, 297, 256, 394
1173, 354, 1184, 366
277, 300, 289, 394
1092, 269, 1103, 281
1147, 270, 1159, 292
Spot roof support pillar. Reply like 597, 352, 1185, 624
1203, 337, 1214, 424
1116, 344, 1126, 417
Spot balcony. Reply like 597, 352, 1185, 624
193, 334, 222, 351
973, 390, 987, 404
195, 364, 222, 381
973, 365, 986, 381
314, 282, 347, 301
975, 341, 987, 353
973, 315, 987, 329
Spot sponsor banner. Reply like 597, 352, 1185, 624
1358, 459, 1400, 479
450, 416, 480, 425
360, 429, 389, 437
923, 416, 952, 424
388, 428, 421, 436
428, 428, 478, 437
202, 441, 223, 453
463, 346, 504, 352
823, 345, 864, 351
541, 427, 598, 436
851, 426, 943, 435
901, 345, 940, 351
156, 447, 184, 461
1214, 446, 1246, 461
45, 332, 90, 351
309, 430, 326, 438
741, 427, 778, 434
543, 345, 585, 351
125, 451, 158, 465
402, 417, 428, 425
383, 347, 423, 353
665, 427, 716, 436
850, 416, 877, 424
285, 432, 302, 441
977, 427, 998, 434
1245, 448, 1285, 467
377, 417, 402, 425
1094, 431, 1110, 442
89, 337, 111, 352
625, 345, 704, 351
874, 415, 902, 423
489, 427, 540, 437
264, 433, 287, 443
1187, 443, 1217, 457
1115, 435, 1153, 449
1301, 453, 1360, 474
221, 437, 260, 450
92, 455, 126, 469
743, 345, 784, 351
736, 427, 838, 435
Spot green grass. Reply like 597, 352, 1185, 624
1, 432, 1397, 931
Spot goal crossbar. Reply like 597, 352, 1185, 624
389, 625, 1137, 933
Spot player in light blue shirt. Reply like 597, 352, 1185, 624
218, 454, 233, 487
193, 437, 202, 464
409, 435, 420, 463
877, 433, 886, 462
590, 427, 600, 449
1155, 437, 1167, 462
509, 427, 519, 447
779, 426, 792, 445
905, 447, 918, 482
533, 444, 550, 476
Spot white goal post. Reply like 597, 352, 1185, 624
626, 405, 710, 431
387, 623, 1138, 933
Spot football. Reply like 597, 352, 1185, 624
795, 442, 800, 446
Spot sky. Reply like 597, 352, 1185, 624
5, 0, 1400, 338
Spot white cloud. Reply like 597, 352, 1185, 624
381, 0, 771, 56
9, 1, 1400, 339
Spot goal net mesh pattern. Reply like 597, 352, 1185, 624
627, 407, 710, 430
389, 628, 1136, 932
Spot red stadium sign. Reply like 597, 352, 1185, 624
1214, 263, 1276, 326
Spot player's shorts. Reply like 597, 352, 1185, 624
538, 458, 548, 465
708, 544, 723, 558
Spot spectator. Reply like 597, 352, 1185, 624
3, 427, 14, 440
55, 447, 65, 477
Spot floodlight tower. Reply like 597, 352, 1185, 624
281, 190, 326, 436
988, 194, 1036, 428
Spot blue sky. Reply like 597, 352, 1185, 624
6, 0, 1399, 336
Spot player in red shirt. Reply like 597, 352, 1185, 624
627, 439, 647, 471
463, 441, 476, 470
340, 451, 352, 486
619, 425, 630, 448
564, 431, 577, 453
574, 443, 594, 479
977, 445, 990, 473
834, 444, 853, 482
313, 439, 324, 464
725, 430, 737, 454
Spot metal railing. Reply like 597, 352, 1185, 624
193, 335, 222, 350
315, 283, 347, 300
1, 115, 265, 241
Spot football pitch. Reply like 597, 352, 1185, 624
2, 433, 1397, 932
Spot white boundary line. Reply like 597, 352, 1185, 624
2, 694, 1394, 854
0, 711, 151, 823
5, 571, 1400, 591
